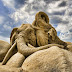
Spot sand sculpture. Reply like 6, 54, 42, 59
0, 11, 72, 72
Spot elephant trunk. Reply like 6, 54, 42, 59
17, 36, 38, 56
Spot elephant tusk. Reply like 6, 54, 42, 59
2, 41, 17, 65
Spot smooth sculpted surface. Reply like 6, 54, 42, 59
0, 11, 72, 72
22, 46, 72, 72
0, 40, 11, 61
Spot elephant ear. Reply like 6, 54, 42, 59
10, 28, 18, 45
10, 28, 18, 40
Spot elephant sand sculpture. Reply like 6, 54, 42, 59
0, 11, 72, 72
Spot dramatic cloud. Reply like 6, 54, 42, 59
58, 1, 67, 7
0, 35, 10, 43
0, 0, 72, 43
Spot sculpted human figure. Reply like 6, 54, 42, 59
32, 11, 67, 48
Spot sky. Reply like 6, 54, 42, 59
0, 0, 72, 43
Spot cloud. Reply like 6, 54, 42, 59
2, 0, 26, 9
50, 16, 62, 24
46, 1, 67, 14
0, 0, 72, 42
52, 10, 65, 15
26, 0, 34, 3
44, 0, 60, 4
56, 24, 69, 33
59, 32, 72, 42
14, 0, 26, 9
10, 0, 65, 24
3, 24, 12, 30
0, 35, 10, 43
2, 0, 15, 9
0, 16, 5, 24
56, 7, 72, 42
58, 1, 67, 7
69, 9, 72, 16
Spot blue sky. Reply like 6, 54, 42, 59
0, 0, 72, 43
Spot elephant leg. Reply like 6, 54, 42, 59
6, 52, 25, 68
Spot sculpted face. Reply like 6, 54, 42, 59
35, 12, 49, 24
41, 15, 47, 23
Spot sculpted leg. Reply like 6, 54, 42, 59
6, 52, 25, 67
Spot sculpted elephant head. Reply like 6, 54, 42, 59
32, 11, 67, 48
2, 23, 54, 65
10, 24, 36, 47
32, 12, 51, 46
2, 24, 37, 65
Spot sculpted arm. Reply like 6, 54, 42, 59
28, 43, 64, 50
17, 35, 64, 57
17, 36, 50, 56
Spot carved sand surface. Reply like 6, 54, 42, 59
0, 12, 72, 72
